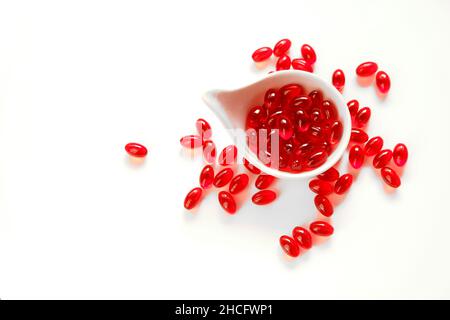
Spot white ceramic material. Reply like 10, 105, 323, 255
202, 70, 351, 179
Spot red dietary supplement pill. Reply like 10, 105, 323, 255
125, 142, 148, 158
199, 165, 214, 189
255, 174, 275, 189
252, 190, 277, 205
243, 158, 261, 174
347, 99, 359, 117
218, 191, 237, 214
218, 145, 238, 166
276, 55, 291, 71
364, 136, 383, 156
180, 135, 203, 149
291, 58, 313, 72
184, 187, 203, 210
273, 39, 291, 57
202, 140, 216, 163
252, 47, 272, 62
280, 83, 304, 107
301, 44, 316, 64
373, 149, 393, 169
351, 128, 369, 143
229, 173, 249, 194
355, 107, 371, 127
213, 168, 234, 188
246, 105, 268, 129
307, 150, 328, 169
329, 121, 343, 145
314, 195, 334, 217
332, 69, 345, 91
349, 145, 365, 169
334, 173, 353, 194
380, 167, 401, 188
376, 71, 391, 94
317, 167, 339, 182
292, 226, 312, 249
393, 143, 408, 167
195, 118, 212, 140
310, 221, 334, 236
276, 116, 294, 140
309, 179, 333, 195
356, 61, 378, 77
264, 88, 281, 111
279, 235, 300, 257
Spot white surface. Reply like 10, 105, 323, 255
0, 0, 449, 299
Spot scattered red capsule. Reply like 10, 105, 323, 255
317, 167, 340, 182
243, 158, 261, 174
273, 39, 291, 57
393, 143, 408, 167
376, 71, 391, 94
229, 173, 249, 194
213, 168, 234, 188
347, 99, 359, 117
218, 191, 237, 214
202, 140, 216, 163
310, 221, 334, 236
349, 145, 365, 169
218, 145, 238, 166
279, 235, 300, 257
373, 149, 393, 169
195, 118, 212, 140
125, 142, 148, 158
356, 61, 378, 77
364, 136, 384, 156
180, 135, 203, 149
314, 195, 334, 217
351, 128, 369, 143
292, 226, 312, 249
199, 165, 215, 189
291, 58, 313, 72
252, 190, 277, 205
355, 107, 371, 127
334, 173, 353, 195
255, 174, 276, 189
332, 69, 345, 91
184, 187, 203, 210
301, 44, 316, 64
252, 47, 272, 62
309, 179, 333, 195
276, 54, 291, 71
380, 167, 401, 188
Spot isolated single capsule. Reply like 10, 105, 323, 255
292, 226, 312, 249
356, 61, 378, 77
380, 167, 401, 188
199, 165, 215, 189
332, 69, 345, 91
125, 142, 148, 158
301, 44, 317, 64
279, 235, 300, 257
229, 174, 249, 194
314, 195, 334, 217
180, 135, 203, 149
218, 191, 237, 214
184, 187, 203, 210
376, 71, 391, 94
364, 136, 384, 156
273, 39, 292, 57
252, 47, 272, 62
349, 145, 365, 169
291, 58, 313, 72
310, 221, 334, 236
255, 174, 276, 189
393, 143, 408, 167
213, 168, 234, 188
334, 173, 353, 194
252, 190, 277, 205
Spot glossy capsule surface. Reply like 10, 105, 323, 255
218, 145, 238, 166
301, 44, 316, 64
218, 191, 237, 214
373, 149, 393, 168
276, 55, 291, 71
255, 174, 275, 189
376, 71, 391, 94
350, 128, 369, 143
310, 221, 334, 236
364, 136, 384, 156
195, 118, 212, 140
332, 69, 345, 91
334, 173, 353, 194
356, 61, 378, 77
292, 226, 312, 249
355, 107, 371, 127
291, 58, 313, 72
202, 140, 216, 163
349, 145, 365, 169
393, 143, 408, 167
252, 190, 277, 205
125, 142, 148, 158
314, 195, 334, 217
347, 99, 359, 117
229, 174, 249, 194
213, 168, 234, 188
309, 179, 333, 195
180, 135, 203, 149
273, 39, 291, 57
184, 187, 202, 210
380, 167, 401, 188
317, 167, 339, 181
199, 165, 215, 189
279, 235, 300, 257
252, 47, 272, 62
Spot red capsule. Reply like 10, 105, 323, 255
291, 58, 313, 72
202, 140, 216, 163
218, 145, 238, 166
380, 167, 401, 188
356, 61, 378, 77
246, 105, 268, 129
280, 83, 304, 107
279, 235, 300, 257
351, 128, 369, 143
264, 88, 281, 111
376, 71, 391, 94
355, 107, 371, 127
347, 99, 359, 117
199, 165, 215, 189
252, 190, 277, 205
314, 195, 334, 217
309, 179, 333, 195
309, 90, 323, 107
364, 136, 384, 156
273, 39, 291, 57
276, 54, 291, 71
349, 145, 365, 169
255, 174, 275, 189
322, 100, 338, 123
229, 173, 249, 194
276, 116, 294, 140
301, 44, 316, 64
213, 168, 234, 188
332, 69, 345, 91
307, 150, 328, 169
329, 121, 343, 145
310, 221, 334, 236
252, 47, 272, 62
125, 142, 148, 158
317, 167, 339, 181
292, 226, 312, 249
195, 118, 212, 140
184, 187, 203, 210
218, 191, 237, 214
373, 149, 393, 169
334, 173, 353, 194
393, 143, 408, 167
243, 158, 261, 174
180, 135, 203, 148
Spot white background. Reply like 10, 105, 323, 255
0, 0, 449, 299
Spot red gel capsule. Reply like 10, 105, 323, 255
364, 136, 384, 156
329, 121, 343, 145
380, 167, 401, 188
301, 44, 317, 64
317, 167, 340, 182
255, 174, 276, 189
276, 55, 291, 71
291, 58, 313, 72
213, 168, 234, 187
276, 116, 294, 140
218, 145, 238, 166
246, 106, 268, 129
351, 128, 369, 143
279, 235, 300, 257
309, 179, 333, 195
195, 118, 212, 140
184, 187, 203, 210
292, 226, 312, 249
393, 143, 408, 167
307, 150, 328, 169
252, 190, 277, 205
125, 142, 148, 158
280, 83, 304, 107
229, 173, 249, 194
273, 39, 291, 57
252, 47, 272, 62
347, 99, 359, 117
376, 71, 391, 94
373, 149, 393, 169
199, 165, 215, 189
202, 140, 216, 163
310, 221, 334, 236
334, 173, 353, 194
356, 61, 378, 77
264, 88, 281, 111
332, 69, 345, 91
180, 135, 203, 149
349, 145, 365, 169
218, 191, 237, 214
355, 107, 371, 127
243, 158, 261, 174
314, 195, 334, 217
